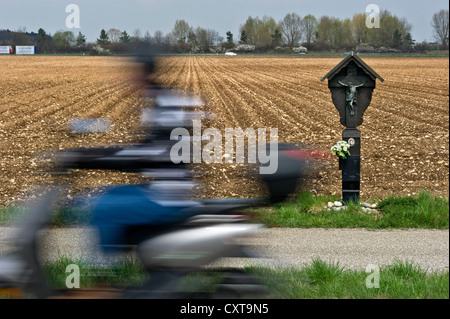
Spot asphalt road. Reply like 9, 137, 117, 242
1, 226, 448, 272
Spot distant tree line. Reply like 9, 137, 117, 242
0, 9, 448, 55
0, 28, 90, 54
233, 9, 449, 53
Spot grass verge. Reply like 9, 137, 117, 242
43, 254, 148, 289
249, 191, 449, 229
249, 259, 449, 299
1, 190, 447, 229
41, 256, 449, 299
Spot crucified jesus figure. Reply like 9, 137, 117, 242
338, 80, 366, 116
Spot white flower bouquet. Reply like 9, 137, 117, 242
331, 141, 351, 159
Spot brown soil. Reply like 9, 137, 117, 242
0, 56, 448, 207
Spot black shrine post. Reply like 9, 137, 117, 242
321, 52, 384, 203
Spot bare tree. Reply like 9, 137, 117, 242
195, 27, 219, 52
351, 13, 368, 44
279, 13, 303, 47
107, 28, 122, 43
172, 19, 192, 43
432, 9, 449, 46
316, 16, 333, 46
143, 31, 152, 43
153, 30, 164, 44
240, 17, 257, 45
132, 28, 142, 42
302, 14, 317, 46
257, 16, 278, 48
187, 30, 197, 47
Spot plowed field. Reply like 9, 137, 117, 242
0, 56, 448, 206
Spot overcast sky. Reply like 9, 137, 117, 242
0, 0, 448, 43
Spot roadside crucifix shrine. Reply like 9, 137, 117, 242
321, 52, 384, 203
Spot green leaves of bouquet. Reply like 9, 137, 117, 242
331, 141, 351, 159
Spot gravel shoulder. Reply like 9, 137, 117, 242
1, 226, 448, 273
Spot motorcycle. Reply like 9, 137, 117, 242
0, 52, 323, 299
0, 140, 308, 299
